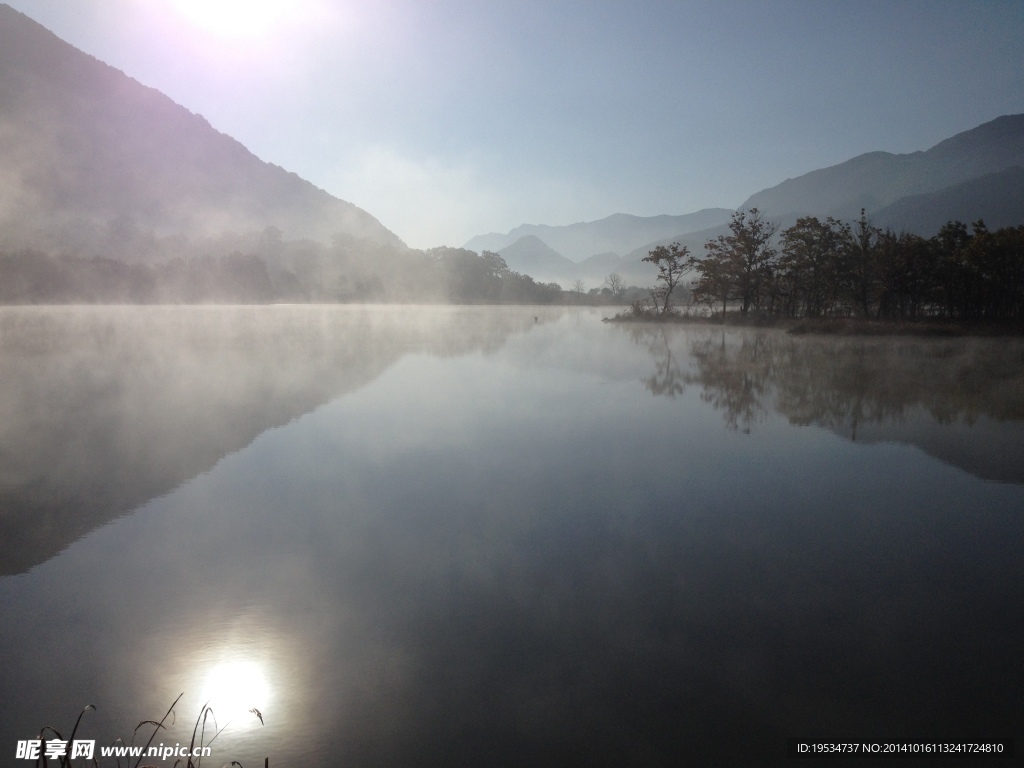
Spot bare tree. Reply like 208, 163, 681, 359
604, 272, 625, 299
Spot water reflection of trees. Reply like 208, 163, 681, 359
688, 332, 773, 433
631, 327, 686, 398
630, 326, 1024, 437
629, 327, 772, 432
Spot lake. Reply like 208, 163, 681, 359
1, 305, 1021, 766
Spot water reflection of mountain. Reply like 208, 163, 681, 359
0, 306, 552, 575
630, 326, 1024, 484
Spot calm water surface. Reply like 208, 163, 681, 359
1, 305, 1022, 766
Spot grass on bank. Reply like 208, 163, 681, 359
36, 695, 266, 768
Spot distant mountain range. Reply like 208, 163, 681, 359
0, 4, 402, 259
871, 165, 1024, 234
468, 115, 1024, 288
741, 115, 1024, 220
461, 209, 729, 289
466, 209, 734, 261
496, 235, 578, 283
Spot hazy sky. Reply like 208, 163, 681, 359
7, 0, 1024, 248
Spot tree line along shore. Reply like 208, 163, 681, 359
2, 211, 1022, 332
618, 209, 1024, 332
0, 236, 633, 307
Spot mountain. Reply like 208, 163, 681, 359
741, 114, 1024, 220
872, 166, 1024, 234
577, 251, 624, 273
467, 209, 734, 262
0, 4, 402, 257
497, 237, 658, 289
470, 115, 1024, 291
497, 235, 577, 283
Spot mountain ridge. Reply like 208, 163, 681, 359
466, 208, 734, 262
497, 235, 577, 282
740, 114, 1024, 219
0, 3, 403, 257
872, 166, 1024, 233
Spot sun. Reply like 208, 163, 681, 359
173, 0, 290, 40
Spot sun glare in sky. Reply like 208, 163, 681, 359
173, 0, 291, 39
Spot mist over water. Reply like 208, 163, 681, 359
0, 306, 1022, 765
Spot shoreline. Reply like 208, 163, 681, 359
605, 312, 1024, 337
